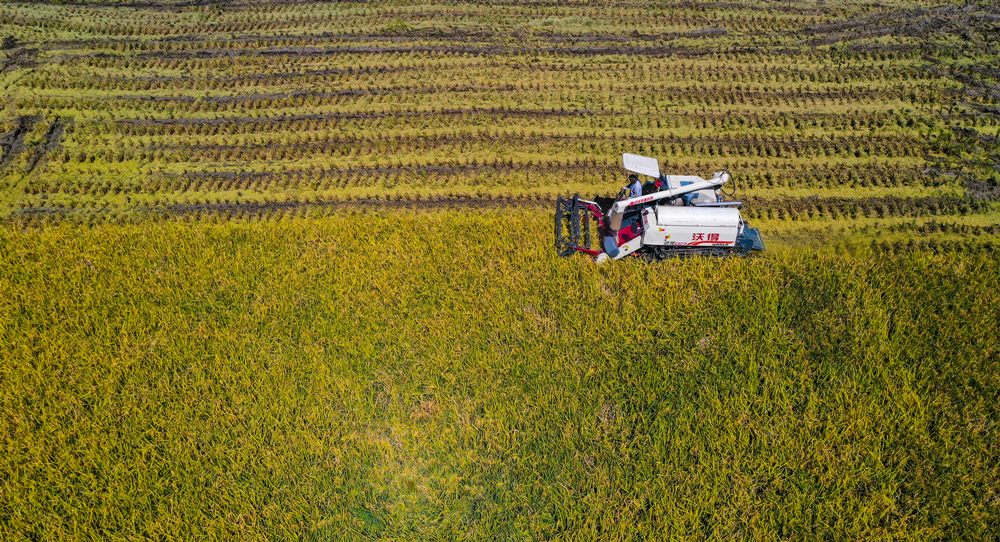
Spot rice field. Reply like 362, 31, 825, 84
0, 0, 996, 246
3, 214, 999, 539
1, 0, 999, 539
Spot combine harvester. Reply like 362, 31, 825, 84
555, 153, 765, 261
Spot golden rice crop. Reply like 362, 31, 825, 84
1, 210, 997, 540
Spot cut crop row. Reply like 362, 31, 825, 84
94, 108, 960, 140
742, 196, 992, 221
25, 161, 617, 197
19, 161, 956, 200
5, 193, 555, 227
59, 52, 932, 86
884, 220, 1000, 237
68, 51, 926, 84
57, 132, 926, 168
30, 68, 939, 93
19, 83, 950, 118
872, 238, 1000, 255
9, 195, 995, 231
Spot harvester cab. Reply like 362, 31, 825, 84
555, 153, 765, 261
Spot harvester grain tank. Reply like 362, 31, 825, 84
555, 153, 765, 261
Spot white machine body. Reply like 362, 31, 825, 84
603, 153, 756, 260
642, 206, 741, 248
608, 206, 742, 260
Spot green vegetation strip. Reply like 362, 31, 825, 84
1, 210, 997, 539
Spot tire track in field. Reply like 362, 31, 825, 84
25, 117, 70, 175
0, 115, 40, 173
0, 115, 40, 216
0, 116, 71, 217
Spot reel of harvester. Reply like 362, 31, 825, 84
554, 194, 604, 257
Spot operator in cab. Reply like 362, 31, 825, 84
627, 174, 642, 199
